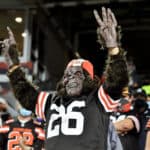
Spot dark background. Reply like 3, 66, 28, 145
0, 0, 150, 88
33, 0, 150, 80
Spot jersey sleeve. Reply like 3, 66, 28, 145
127, 115, 140, 133
0, 125, 10, 134
35, 91, 56, 121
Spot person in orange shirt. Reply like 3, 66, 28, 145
0, 108, 45, 150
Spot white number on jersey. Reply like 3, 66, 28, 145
47, 101, 85, 138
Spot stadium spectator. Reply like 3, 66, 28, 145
1, 7, 130, 150
0, 108, 45, 150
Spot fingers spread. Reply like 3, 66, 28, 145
107, 8, 112, 26
102, 7, 107, 25
93, 9, 103, 26
110, 10, 117, 27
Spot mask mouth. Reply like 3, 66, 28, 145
66, 81, 78, 88
66, 82, 83, 97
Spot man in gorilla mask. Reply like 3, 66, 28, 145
1, 7, 129, 150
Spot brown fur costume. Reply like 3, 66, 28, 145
7, 46, 128, 111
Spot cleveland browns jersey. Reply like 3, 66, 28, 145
35, 90, 112, 150
7, 68, 123, 150
0, 118, 45, 150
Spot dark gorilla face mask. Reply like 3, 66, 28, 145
63, 66, 85, 97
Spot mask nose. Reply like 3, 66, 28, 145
63, 74, 74, 85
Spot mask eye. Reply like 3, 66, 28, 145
62, 75, 68, 85
75, 71, 82, 76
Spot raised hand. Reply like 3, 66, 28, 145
2, 27, 16, 53
93, 7, 118, 48
6, 26, 16, 46
1, 27, 19, 68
